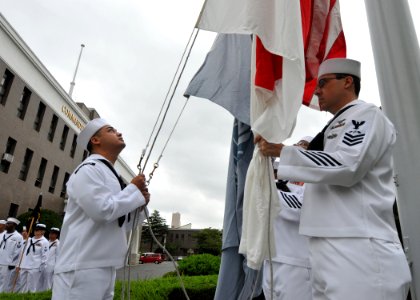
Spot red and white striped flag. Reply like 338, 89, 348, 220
197, 0, 346, 270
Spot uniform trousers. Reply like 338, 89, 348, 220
18, 268, 42, 292
0, 265, 16, 292
38, 264, 54, 291
262, 260, 312, 300
52, 267, 116, 300
309, 237, 411, 300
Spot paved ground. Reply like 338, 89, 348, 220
116, 261, 177, 281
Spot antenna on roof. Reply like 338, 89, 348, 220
68, 44, 85, 98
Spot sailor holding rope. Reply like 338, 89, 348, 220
256, 58, 411, 300
52, 118, 150, 300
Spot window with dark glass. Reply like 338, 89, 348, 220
0, 69, 14, 106
60, 125, 69, 150
17, 87, 31, 120
0, 137, 17, 173
33, 102, 46, 131
34, 158, 48, 188
70, 134, 77, 158
19, 148, 34, 181
48, 115, 58, 142
48, 165, 59, 194
60, 172, 70, 198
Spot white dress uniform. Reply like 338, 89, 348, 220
18, 235, 49, 292
52, 154, 146, 300
0, 230, 23, 292
39, 239, 59, 291
263, 182, 312, 300
277, 100, 411, 299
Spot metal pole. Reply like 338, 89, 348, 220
69, 44, 85, 98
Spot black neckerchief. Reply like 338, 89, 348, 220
49, 241, 57, 249
308, 104, 355, 151
26, 238, 41, 255
97, 159, 130, 227
0, 233, 13, 249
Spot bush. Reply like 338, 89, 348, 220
177, 254, 221, 276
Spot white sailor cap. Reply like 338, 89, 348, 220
0, 220, 6, 225
6, 217, 20, 225
300, 136, 313, 143
77, 118, 110, 151
50, 227, 60, 232
318, 58, 361, 79
35, 223, 47, 230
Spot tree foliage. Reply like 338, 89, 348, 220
193, 228, 222, 256
142, 210, 169, 252
17, 209, 63, 236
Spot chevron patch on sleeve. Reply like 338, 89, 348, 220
343, 132, 365, 146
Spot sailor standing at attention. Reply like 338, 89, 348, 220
256, 58, 411, 300
16, 223, 49, 292
39, 227, 60, 291
52, 118, 150, 300
0, 218, 23, 292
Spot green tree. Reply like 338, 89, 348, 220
17, 209, 63, 236
142, 210, 169, 252
193, 228, 222, 256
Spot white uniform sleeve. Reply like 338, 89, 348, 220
278, 190, 303, 222
278, 107, 395, 187
40, 239, 49, 270
13, 235, 24, 264
70, 165, 146, 223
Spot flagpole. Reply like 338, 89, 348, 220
11, 193, 42, 292
364, 0, 420, 298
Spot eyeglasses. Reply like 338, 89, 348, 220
317, 76, 339, 88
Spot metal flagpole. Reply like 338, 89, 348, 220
365, 0, 420, 298
68, 44, 85, 98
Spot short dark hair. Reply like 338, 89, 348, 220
335, 73, 361, 97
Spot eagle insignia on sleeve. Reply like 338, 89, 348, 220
342, 120, 366, 146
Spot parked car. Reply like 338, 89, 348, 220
139, 252, 163, 264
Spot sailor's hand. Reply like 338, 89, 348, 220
142, 191, 151, 205
256, 135, 284, 157
131, 174, 147, 191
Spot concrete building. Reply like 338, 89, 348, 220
0, 13, 135, 218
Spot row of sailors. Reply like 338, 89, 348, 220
0, 218, 60, 293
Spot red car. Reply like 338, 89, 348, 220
139, 253, 163, 264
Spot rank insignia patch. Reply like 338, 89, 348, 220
343, 132, 365, 146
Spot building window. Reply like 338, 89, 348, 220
34, 158, 48, 188
60, 125, 69, 150
48, 115, 58, 142
33, 102, 46, 131
0, 137, 17, 173
19, 148, 34, 181
0, 69, 14, 106
48, 165, 59, 194
70, 134, 77, 158
17, 87, 31, 120
82, 150, 88, 161
60, 172, 70, 198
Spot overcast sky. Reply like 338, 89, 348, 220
1, 1, 419, 229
